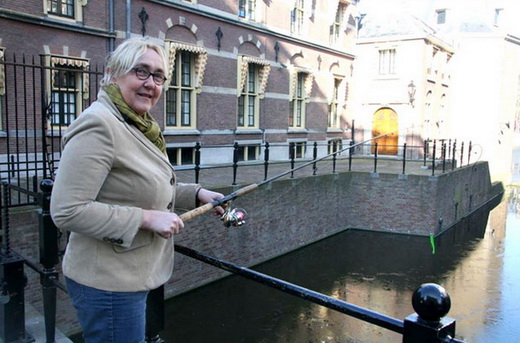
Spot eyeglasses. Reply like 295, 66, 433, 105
132, 67, 167, 85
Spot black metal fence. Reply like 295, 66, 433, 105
0, 54, 103, 207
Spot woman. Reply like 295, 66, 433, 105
50, 38, 224, 343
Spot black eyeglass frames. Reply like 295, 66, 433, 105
132, 67, 167, 85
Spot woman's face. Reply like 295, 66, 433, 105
114, 48, 165, 116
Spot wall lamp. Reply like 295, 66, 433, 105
408, 80, 416, 108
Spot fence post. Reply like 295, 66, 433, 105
423, 140, 428, 167
403, 283, 459, 343
431, 140, 436, 176
289, 142, 295, 178
38, 179, 60, 343
348, 140, 353, 171
460, 142, 465, 167
194, 142, 201, 184
312, 142, 318, 176
232, 142, 239, 185
0, 182, 30, 342
442, 143, 446, 173
402, 143, 407, 174
263, 142, 270, 181
332, 140, 337, 174
451, 140, 456, 170
468, 141, 472, 165
351, 119, 355, 144
373, 143, 378, 173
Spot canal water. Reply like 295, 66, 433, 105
158, 187, 518, 343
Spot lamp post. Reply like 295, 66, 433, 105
408, 80, 416, 108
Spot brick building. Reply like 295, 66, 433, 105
0, 0, 359, 172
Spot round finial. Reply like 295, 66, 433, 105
411, 283, 451, 322
40, 179, 54, 193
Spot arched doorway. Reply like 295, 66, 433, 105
372, 107, 398, 155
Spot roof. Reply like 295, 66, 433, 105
358, 11, 436, 38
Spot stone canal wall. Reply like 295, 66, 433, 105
170, 161, 501, 295
7, 161, 501, 335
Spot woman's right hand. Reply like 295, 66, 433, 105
141, 210, 184, 239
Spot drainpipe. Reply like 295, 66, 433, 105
126, 0, 132, 39
108, 0, 115, 51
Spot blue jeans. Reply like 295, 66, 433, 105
65, 277, 149, 343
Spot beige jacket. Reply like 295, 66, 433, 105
51, 89, 199, 292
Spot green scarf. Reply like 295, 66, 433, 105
104, 83, 166, 155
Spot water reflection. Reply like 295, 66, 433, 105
161, 188, 516, 343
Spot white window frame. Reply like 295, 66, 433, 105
165, 42, 208, 130
46, 56, 89, 128
289, 70, 313, 129
328, 138, 343, 155
330, 3, 347, 44
44, 0, 87, 22
238, 0, 256, 20
238, 64, 260, 128
328, 77, 343, 129
166, 50, 196, 129
167, 146, 195, 166
436, 9, 446, 25
236, 56, 270, 130
378, 49, 396, 75
291, 0, 305, 35
289, 141, 307, 159
236, 143, 261, 161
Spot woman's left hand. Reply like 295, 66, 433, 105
197, 188, 226, 216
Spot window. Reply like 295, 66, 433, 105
48, 0, 74, 17
166, 51, 194, 127
167, 147, 195, 165
436, 9, 446, 24
51, 68, 77, 126
289, 70, 313, 129
165, 42, 208, 129
328, 78, 342, 128
330, 3, 347, 44
379, 49, 396, 75
238, 0, 256, 20
45, 0, 87, 21
494, 8, 503, 26
237, 56, 271, 129
238, 65, 258, 128
48, 57, 89, 127
289, 141, 307, 159
328, 139, 343, 155
237, 144, 260, 161
291, 0, 304, 34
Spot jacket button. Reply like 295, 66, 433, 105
167, 202, 173, 210
170, 178, 175, 185
116, 239, 123, 244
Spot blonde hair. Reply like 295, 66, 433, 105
101, 38, 168, 86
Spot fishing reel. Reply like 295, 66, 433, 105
220, 207, 247, 227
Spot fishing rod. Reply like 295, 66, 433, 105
179, 130, 398, 226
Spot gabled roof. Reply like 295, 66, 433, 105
358, 11, 436, 38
